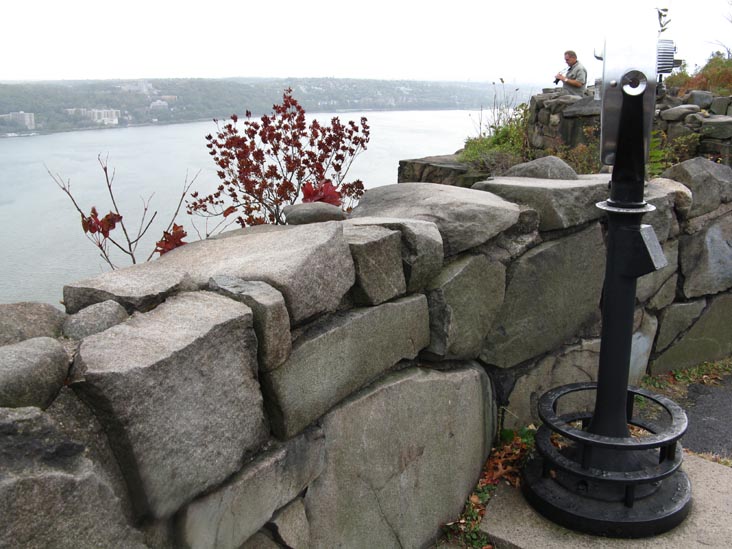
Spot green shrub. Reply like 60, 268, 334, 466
547, 124, 602, 175
459, 103, 532, 174
648, 131, 701, 178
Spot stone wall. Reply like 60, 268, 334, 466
2, 155, 732, 547
528, 88, 732, 165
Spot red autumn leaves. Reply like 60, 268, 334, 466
154, 224, 187, 255
302, 181, 341, 206
59, 89, 368, 268
187, 88, 369, 227
81, 207, 122, 238
80, 206, 187, 258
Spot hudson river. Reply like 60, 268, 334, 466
0, 110, 481, 307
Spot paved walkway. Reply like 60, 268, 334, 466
682, 375, 732, 458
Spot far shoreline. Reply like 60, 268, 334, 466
0, 106, 490, 140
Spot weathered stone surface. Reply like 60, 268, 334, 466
659, 95, 684, 109
212, 224, 289, 239
305, 366, 495, 548
73, 291, 268, 519
660, 104, 701, 121
711, 96, 731, 115
346, 216, 443, 292
505, 203, 541, 234
240, 532, 281, 549
648, 273, 678, 311
667, 121, 696, 140
45, 387, 134, 521
537, 108, 551, 126
684, 202, 732, 235
261, 294, 430, 439
562, 96, 601, 117
651, 293, 732, 374
661, 157, 732, 217
139, 519, 177, 549
629, 311, 658, 385
685, 90, 714, 109
0, 407, 145, 549
425, 255, 505, 359
475, 206, 540, 259
530, 92, 556, 111
269, 498, 311, 549
351, 183, 520, 256
0, 302, 66, 346
397, 154, 476, 187
648, 177, 693, 220
0, 337, 69, 409
544, 94, 582, 113
481, 223, 605, 368
62, 299, 129, 340
502, 156, 578, 180
209, 276, 292, 371
473, 174, 608, 231
64, 222, 356, 325
63, 265, 196, 316
178, 428, 324, 549
679, 212, 732, 298
645, 179, 681, 242
636, 239, 678, 303
343, 224, 406, 305
701, 115, 732, 139
283, 202, 346, 224
656, 299, 707, 353
478, 229, 542, 265
504, 339, 600, 429
685, 112, 706, 129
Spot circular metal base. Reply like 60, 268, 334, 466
596, 200, 656, 214
522, 455, 693, 538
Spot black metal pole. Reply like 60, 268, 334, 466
521, 76, 692, 538
589, 92, 647, 442
590, 214, 638, 439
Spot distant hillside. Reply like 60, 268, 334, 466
0, 77, 537, 134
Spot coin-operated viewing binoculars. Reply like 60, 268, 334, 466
521, 35, 692, 538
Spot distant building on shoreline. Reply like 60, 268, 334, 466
149, 100, 169, 110
65, 108, 120, 125
119, 80, 154, 94
0, 111, 35, 130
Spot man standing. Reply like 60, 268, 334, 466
556, 50, 587, 96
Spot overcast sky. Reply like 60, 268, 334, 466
3, 0, 730, 86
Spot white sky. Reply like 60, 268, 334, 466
2, 0, 730, 85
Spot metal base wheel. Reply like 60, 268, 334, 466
522, 453, 692, 538
520, 382, 693, 538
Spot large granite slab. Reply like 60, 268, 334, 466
351, 183, 520, 256
261, 294, 430, 439
73, 291, 268, 519
63, 222, 355, 325
473, 174, 609, 231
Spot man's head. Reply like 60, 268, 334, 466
564, 50, 578, 66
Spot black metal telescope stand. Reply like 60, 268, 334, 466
521, 90, 692, 537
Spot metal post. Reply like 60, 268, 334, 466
520, 41, 692, 538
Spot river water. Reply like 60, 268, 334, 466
0, 110, 481, 307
